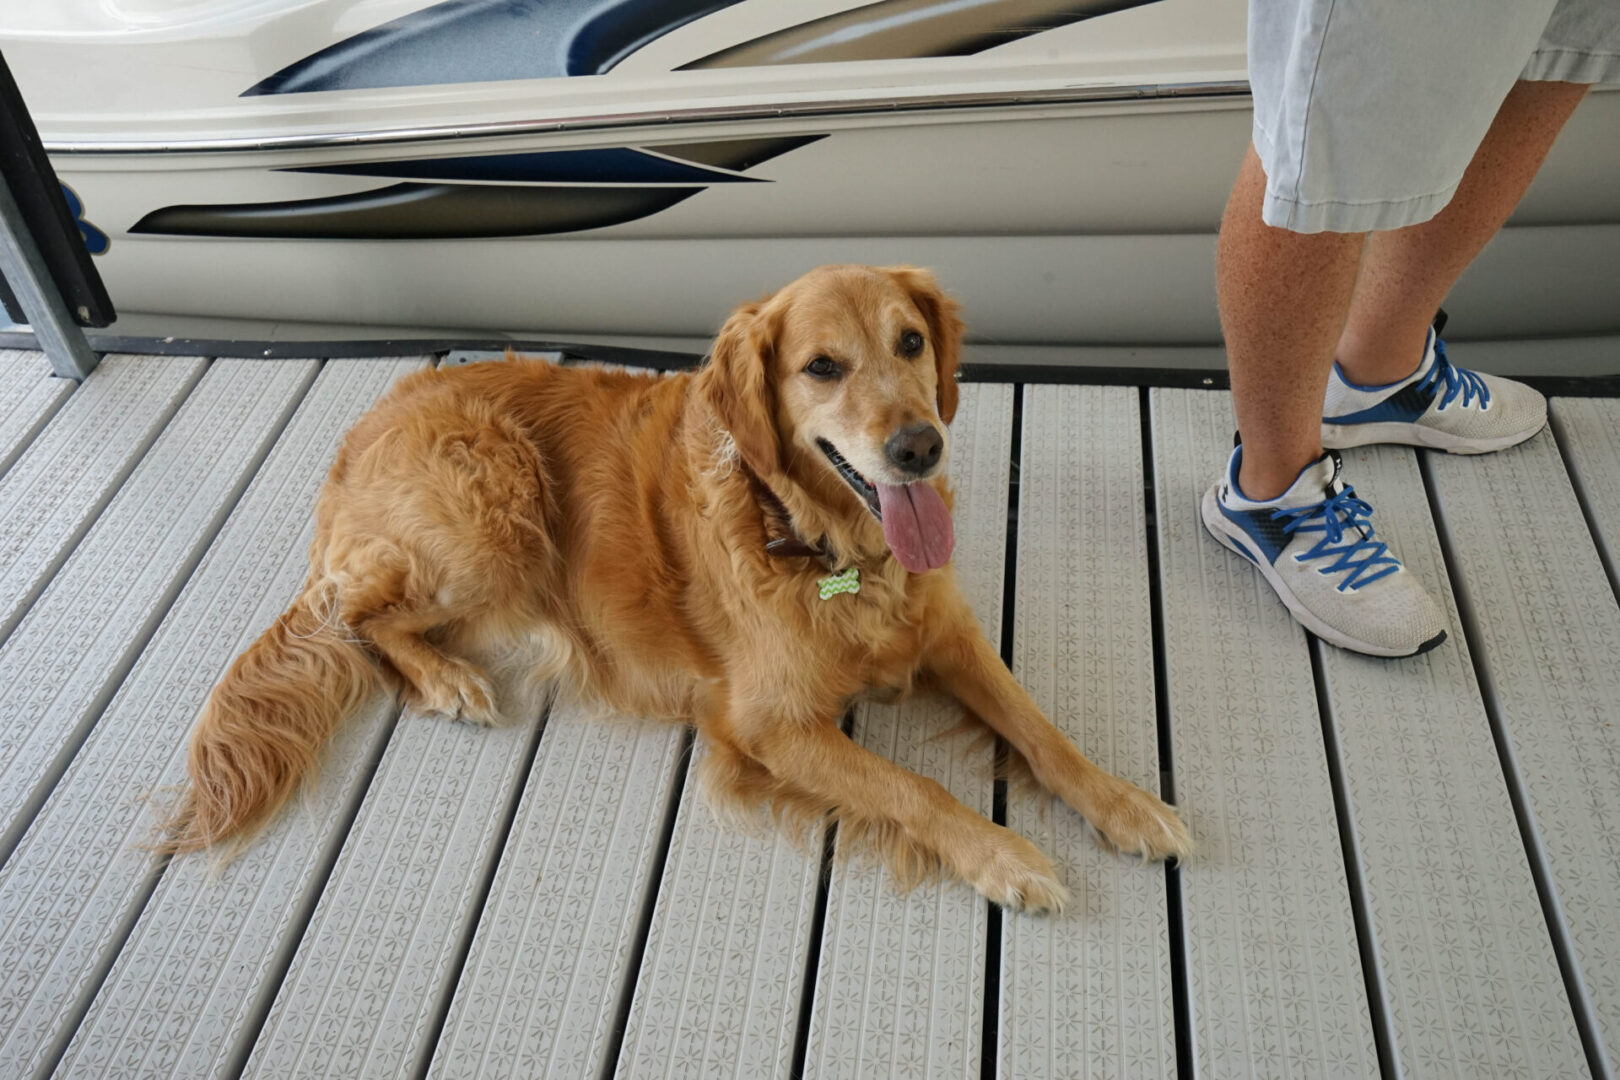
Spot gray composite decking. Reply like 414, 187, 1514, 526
0, 352, 1616, 1080
0, 350, 72, 481
1154, 392, 1377, 1080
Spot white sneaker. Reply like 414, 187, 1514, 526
1322, 330, 1546, 454
1201, 446, 1448, 658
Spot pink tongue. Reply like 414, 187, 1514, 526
875, 482, 955, 573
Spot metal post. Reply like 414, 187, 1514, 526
0, 167, 97, 380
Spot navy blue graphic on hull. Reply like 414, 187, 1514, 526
287, 147, 762, 185
244, 0, 745, 95
244, 0, 1161, 95
132, 184, 702, 240
133, 136, 825, 240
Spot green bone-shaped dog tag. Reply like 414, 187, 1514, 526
817, 567, 860, 601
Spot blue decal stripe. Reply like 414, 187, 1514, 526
244, 0, 746, 96
647, 134, 826, 172
569, 0, 742, 75
137, 135, 825, 240
287, 148, 758, 185
244, 0, 1165, 95
130, 183, 701, 240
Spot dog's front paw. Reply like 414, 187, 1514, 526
964, 828, 1070, 915
1088, 776, 1192, 862
409, 661, 498, 725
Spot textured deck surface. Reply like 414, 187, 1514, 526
1152, 389, 1376, 1080
1002, 386, 1173, 1080
798, 384, 1011, 1080
0, 352, 1615, 1080
0, 350, 72, 481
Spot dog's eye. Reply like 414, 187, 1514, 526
898, 330, 925, 357
804, 355, 841, 380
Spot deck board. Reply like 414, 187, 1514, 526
1321, 444, 1585, 1079
1427, 430, 1620, 1079
0, 349, 72, 481
803, 383, 1012, 1080
428, 710, 686, 1080
241, 701, 549, 1080
999, 385, 1173, 1079
0, 359, 317, 1080
0, 359, 316, 856
50, 358, 429, 1080
1550, 397, 1620, 596
1150, 388, 1377, 1079
615, 740, 820, 1080
0, 354, 205, 644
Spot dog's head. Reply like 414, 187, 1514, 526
700, 264, 963, 573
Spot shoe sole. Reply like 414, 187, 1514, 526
1321, 415, 1546, 455
1200, 485, 1447, 659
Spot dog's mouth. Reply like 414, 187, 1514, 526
817, 438, 882, 520
815, 438, 954, 573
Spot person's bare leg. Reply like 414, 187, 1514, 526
1335, 80, 1590, 385
1218, 145, 1366, 500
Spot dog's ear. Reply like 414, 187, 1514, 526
886, 265, 963, 424
702, 297, 783, 477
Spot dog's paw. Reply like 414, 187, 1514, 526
965, 828, 1070, 915
410, 661, 498, 725
1088, 777, 1192, 862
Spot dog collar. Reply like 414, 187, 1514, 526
765, 536, 829, 559
748, 471, 835, 566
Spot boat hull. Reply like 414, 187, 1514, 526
9, 0, 1620, 343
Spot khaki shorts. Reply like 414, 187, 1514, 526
1251, 0, 1620, 232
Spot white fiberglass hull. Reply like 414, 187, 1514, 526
6, 0, 1619, 344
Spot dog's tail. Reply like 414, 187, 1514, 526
162, 583, 377, 853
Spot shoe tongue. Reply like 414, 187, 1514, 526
875, 481, 954, 573
1274, 452, 1342, 508
1324, 451, 1345, 496
1288, 451, 1376, 539
1421, 330, 1439, 373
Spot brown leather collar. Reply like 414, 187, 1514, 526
746, 470, 834, 564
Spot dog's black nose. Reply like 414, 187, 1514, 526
885, 422, 943, 476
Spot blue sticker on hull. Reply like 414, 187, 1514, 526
60, 183, 109, 255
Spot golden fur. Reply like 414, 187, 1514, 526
165, 264, 1189, 911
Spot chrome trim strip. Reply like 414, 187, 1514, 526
43, 80, 1249, 154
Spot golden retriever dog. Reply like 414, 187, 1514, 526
164, 264, 1189, 912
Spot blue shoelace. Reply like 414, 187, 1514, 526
1416, 339, 1490, 411
1271, 486, 1401, 591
